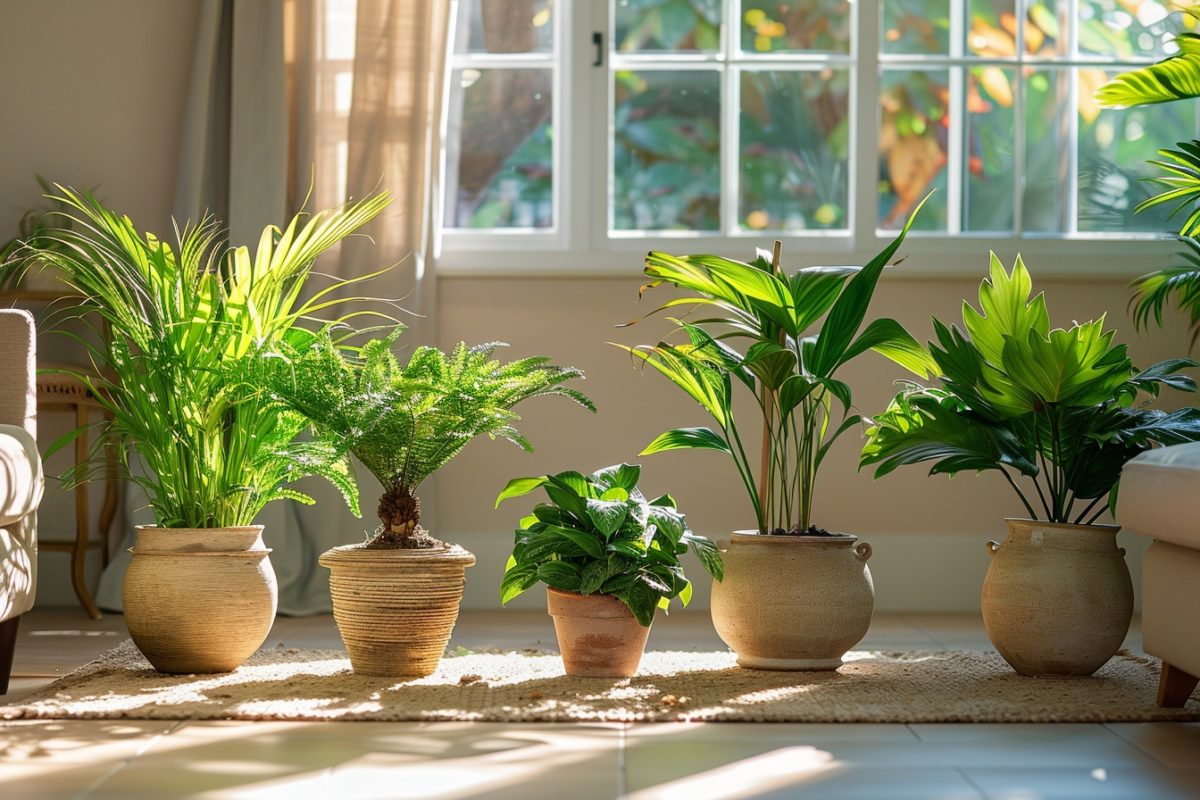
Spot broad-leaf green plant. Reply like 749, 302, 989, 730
32, 185, 390, 528
1096, 5, 1200, 342
247, 326, 595, 547
495, 464, 723, 626
615, 202, 936, 535
861, 254, 1200, 524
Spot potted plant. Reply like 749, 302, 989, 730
861, 253, 1200, 676
0, 176, 84, 294
495, 463, 723, 677
250, 326, 594, 677
616, 204, 935, 670
30, 185, 389, 674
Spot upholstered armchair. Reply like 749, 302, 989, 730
1, 309, 41, 694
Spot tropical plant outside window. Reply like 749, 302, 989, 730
321, 1, 1199, 256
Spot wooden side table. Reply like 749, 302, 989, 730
35, 368, 119, 620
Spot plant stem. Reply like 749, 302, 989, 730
1073, 494, 1107, 525
1000, 468, 1039, 520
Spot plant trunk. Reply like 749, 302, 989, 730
373, 485, 439, 548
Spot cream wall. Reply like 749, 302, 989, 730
0, 0, 1190, 615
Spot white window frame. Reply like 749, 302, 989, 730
437, 0, 1188, 277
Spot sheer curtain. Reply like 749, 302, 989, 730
96, 0, 448, 614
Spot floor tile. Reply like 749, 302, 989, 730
963, 766, 1200, 799
905, 724, 1160, 768
0, 719, 177, 800
1104, 722, 1200, 769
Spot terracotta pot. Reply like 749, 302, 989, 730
547, 588, 651, 677
320, 543, 475, 677
982, 518, 1133, 677
123, 525, 277, 674
711, 531, 874, 670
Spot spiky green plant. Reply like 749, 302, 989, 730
248, 326, 596, 547
32, 185, 391, 528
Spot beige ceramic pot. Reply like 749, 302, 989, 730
320, 543, 475, 677
546, 588, 651, 677
982, 518, 1133, 677
123, 525, 277, 674
711, 531, 874, 670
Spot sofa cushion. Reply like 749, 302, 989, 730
0, 424, 42, 527
1117, 443, 1200, 549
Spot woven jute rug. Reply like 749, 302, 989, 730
3, 640, 1197, 723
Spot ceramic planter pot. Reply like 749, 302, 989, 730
123, 525, 277, 674
711, 531, 874, 670
546, 588, 651, 677
982, 518, 1133, 677
320, 543, 475, 677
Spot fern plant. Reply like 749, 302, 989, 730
249, 326, 595, 547
31, 186, 389, 528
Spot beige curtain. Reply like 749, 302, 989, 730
98, 0, 448, 614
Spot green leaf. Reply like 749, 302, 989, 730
500, 564, 539, 604
537, 561, 582, 592
683, 532, 724, 581
542, 524, 605, 558
585, 498, 629, 539
579, 560, 608, 595
641, 426, 731, 455
843, 317, 938, 379
809, 195, 929, 377
1096, 52, 1200, 108
742, 341, 797, 390
495, 476, 547, 508
591, 463, 641, 492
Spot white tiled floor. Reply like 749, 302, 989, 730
1, 609, 1197, 799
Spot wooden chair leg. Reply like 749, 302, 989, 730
73, 403, 102, 620
0, 615, 20, 695
1157, 662, 1200, 708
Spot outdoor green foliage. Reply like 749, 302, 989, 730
495, 464, 723, 626
247, 326, 595, 546
616, 202, 937, 535
861, 254, 1200, 524
31, 186, 389, 528
1097, 4, 1200, 341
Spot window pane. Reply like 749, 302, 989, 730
456, 0, 553, 54
613, 70, 721, 230
1078, 0, 1177, 59
967, 1, 1017, 58
614, 0, 721, 53
740, 1, 852, 54
446, 69, 553, 228
740, 69, 850, 231
1024, 1, 1069, 57
879, 69, 949, 230
882, 0, 950, 54
965, 67, 1016, 232
1078, 69, 1188, 233
1021, 67, 1070, 233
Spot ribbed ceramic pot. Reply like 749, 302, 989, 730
320, 543, 475, 677
123, 525, 277, 674
711, 531, 874, 670
547, 588, 651, 677
982, 518, 1133, 677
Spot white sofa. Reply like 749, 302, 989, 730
1117, 443, 1200, 707
0, 309, 40, 694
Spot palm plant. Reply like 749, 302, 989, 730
248, 326, 595, 547
1096, 5, 1200, 341
861, 255, 1200, 524
617, 203, 935, 535
32, 185, 390, 528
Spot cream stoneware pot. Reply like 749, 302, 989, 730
546, 588, 651, 678
123, 525, 277, 674
982, 518, 1134, 677
320, 543, 475, 677
711, 531, 874, 670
